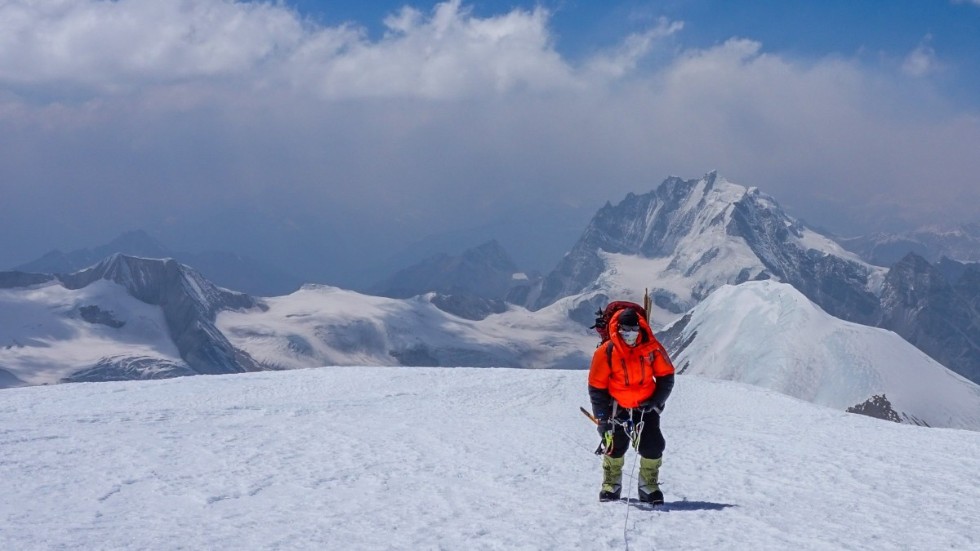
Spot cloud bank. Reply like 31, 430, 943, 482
1, 0, 978, 282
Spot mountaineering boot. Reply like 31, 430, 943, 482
638, 456, 664, 505
599, 455, 624, 502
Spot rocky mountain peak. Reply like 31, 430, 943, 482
578, 171, 751, 259
529, 172, 879, 325
57, 254, 261, 376
880, 253, 949, 309
60, 253, 255, 318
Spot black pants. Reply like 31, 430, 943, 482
608, 409, 665, 460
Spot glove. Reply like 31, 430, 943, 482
596, 417, 613, 436
639, 400, 664, 415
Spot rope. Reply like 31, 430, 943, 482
621, 409, 648, 551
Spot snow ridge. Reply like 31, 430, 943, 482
660, 280, 980, 431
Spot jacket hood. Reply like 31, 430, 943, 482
608, 308, 654, 349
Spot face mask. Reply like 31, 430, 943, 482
619, 327, 639, 346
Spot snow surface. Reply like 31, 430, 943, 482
670, 280, 980, 431
2, 367, 978, 550
217, 284, 596, 370
0, 279, 184, 385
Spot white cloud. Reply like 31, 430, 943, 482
901, 35, 939, 77
297, 0, 578, 99
0, 0, 979, 276
0, 0, 586, 100
0, 0, 308, 91
585, 18, 684, 79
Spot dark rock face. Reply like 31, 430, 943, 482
727, 195, 880, 325
78, 305, 125, 328
658, 313, 695, 374
846, 394, 902, 423
429, 294, 508, 321
956, 263, 980, 315
54, 254, 263, 377
876, 254, 980, 384
61, 356, 196, 383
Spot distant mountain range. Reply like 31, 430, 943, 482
370, 240, 528, 299
367, 240, 539, 320
13, 230, 303, 297
3, 172, 980, 431
3, 252, 978, 430
0, 253, 594, 386
837, 223, 980, 266
500, 172, 979, 386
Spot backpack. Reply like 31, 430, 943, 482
590, 300, 648, 344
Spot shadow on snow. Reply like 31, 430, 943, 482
623, 499, 736, 512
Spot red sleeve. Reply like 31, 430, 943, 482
650, 338, 675, 377
588, 345, 610, 389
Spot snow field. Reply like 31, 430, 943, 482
1, 366, 978, 550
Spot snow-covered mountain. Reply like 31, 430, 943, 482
528, 172, 884, 330
5, 252, 980, 432
0, 254, 262, 386
218, 278, 980, 430
520, 172, 980, 386
217, 283, 593, 370
837, 223, 980, 266
659, 280, 980, 431
0, 255, 595, 386
3, 173, 977, 428
3, 366, 979, 550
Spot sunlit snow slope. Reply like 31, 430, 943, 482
666, 280, 980, 431
0, 279, 185, 385
2, 367, 978, 550
217, 284, 595, 370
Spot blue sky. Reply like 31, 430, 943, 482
1, 0, 979, 286
293, 0, 980, 93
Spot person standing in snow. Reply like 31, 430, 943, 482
588, 307, 676, 503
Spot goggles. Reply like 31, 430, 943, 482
618, 326, 640, 344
